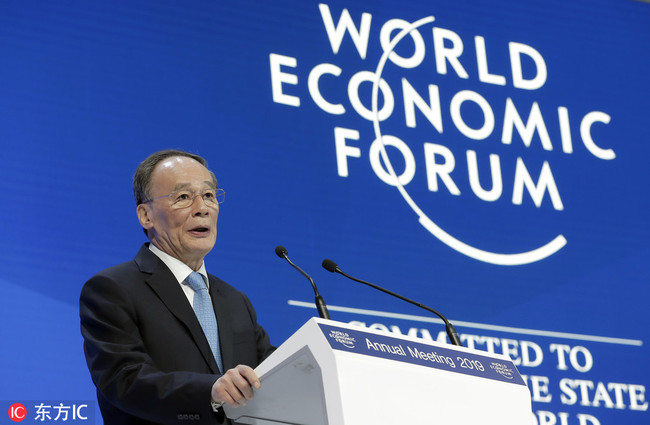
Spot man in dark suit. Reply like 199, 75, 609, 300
80, 149, 275, 424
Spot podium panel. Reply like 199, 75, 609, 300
225, 318, 532, 425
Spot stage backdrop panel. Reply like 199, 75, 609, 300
1, 1, 648, 424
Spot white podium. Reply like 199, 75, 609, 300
225, 318, 532, 425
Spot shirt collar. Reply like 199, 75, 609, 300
148, 243, 209, 287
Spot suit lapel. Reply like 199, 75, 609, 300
135, 245, 220, 374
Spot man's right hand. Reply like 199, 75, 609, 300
211, 365, 261, 408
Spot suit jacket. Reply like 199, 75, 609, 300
79, 244, 275, 425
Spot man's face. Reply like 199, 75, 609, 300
137, 156, 218, 269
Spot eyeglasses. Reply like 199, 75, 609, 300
143, 188, 225, 209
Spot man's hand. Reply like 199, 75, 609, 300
211, 365, 261, 408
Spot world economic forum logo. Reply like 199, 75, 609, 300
490, 362, 515, 380
268, 4, 615, 265
329, 330, 357, 348
365, 16, 568, 266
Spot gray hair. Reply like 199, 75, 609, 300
133, 149, 217, 206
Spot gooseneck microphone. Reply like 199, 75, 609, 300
275, 246, 330, 320
322, 258, 462, 346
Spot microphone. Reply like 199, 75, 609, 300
322, 258, 462, 346
275, 246, 330, 320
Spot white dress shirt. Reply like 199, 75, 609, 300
148, 243, 209, 306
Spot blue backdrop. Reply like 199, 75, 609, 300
1, 1, 648, 424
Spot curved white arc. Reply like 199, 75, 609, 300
370, 16, 434, 191
419, 215, 567, 265
370, 17, 566, 266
